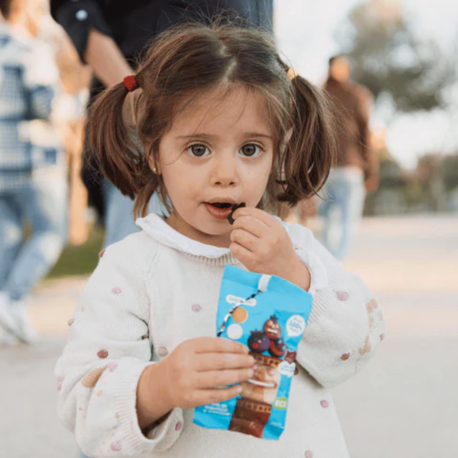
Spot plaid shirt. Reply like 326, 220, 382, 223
0, 24, 60, 192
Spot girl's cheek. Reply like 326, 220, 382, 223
245, 164, 271, 195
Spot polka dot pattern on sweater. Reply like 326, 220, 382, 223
111, 441, 122, 452
366, 298, 379, 313
67, 318, 75, 326
57, 380, 63, 391
108, 362, 118, 372
112, 287, 122, 295
175, 421, 183, 431
337, 291, 349, 301
98, 349, 109, 359
358, 336, 372, 356
305, 451, 314, 458
158, 347, 168, 357
191, 303, 202, 312
341, 353, 350, 361
320, 400, 329, 408
99, 249, 106, 258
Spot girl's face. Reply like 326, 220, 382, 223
158, 86, 274, 247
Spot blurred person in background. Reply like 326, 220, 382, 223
36, 1, 92, 246
320, 55, 379, 260
51, 0, 274, 248
0, 0, 67, 344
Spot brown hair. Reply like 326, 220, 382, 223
0, 0, 18, 20
87, 22, 336, 218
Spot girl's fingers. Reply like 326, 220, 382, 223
193, 336, 248, 355
194, 368, 253, 389
194, 385, 243, 406
232, 207, 277, 228
232, 214, 269, 238
229, 241, 253, 264
230, 229, 261, 252
195, 352, 255, 372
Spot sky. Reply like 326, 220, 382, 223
274, 0, 458, 169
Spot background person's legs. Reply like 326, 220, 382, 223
320, 167, 365, 260
0, 190, 26, 339
4, 168, 67, 303
103, 180, 141, 248
337, 168, 366, 259
0, 191, 25, 293
103, 179, 167, 248
320, 167, 366, 260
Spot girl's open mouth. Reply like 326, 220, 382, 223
204, 202, 234, 220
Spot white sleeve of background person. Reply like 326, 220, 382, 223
23, 41, 60, 87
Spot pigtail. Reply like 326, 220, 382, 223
277, 74, 336, 205
86, 81, 149, 201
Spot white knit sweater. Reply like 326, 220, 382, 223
55, 214, 385, 458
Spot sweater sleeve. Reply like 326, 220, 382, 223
54, 234, 183, 457
288, 223, 385, 388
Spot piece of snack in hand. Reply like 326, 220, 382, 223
227, 202, 246, 225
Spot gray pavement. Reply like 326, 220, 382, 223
1, 216, 457, 458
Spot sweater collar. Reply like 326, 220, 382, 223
136, 213, 238, 259
137, 212, 291, 261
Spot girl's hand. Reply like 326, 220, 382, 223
159, 337, 255, 410
230, 207, 311, 291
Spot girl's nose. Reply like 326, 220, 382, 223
211, 154, 239, 187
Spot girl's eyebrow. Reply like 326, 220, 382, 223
176, 132, 273, 140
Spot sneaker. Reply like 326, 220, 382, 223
10, 302, 41, 344
0, 292, 20, 336
0, 294, 40, 344
0, 324, 20, 347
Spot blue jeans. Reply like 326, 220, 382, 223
103, 180, 167, 248
0, 167, 67, 301
319, 166, 366, 260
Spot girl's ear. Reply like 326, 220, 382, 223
147, 148, 161, 174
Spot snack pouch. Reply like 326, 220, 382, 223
194, 265, 312, 440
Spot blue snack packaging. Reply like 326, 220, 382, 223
193, 265, 313, 440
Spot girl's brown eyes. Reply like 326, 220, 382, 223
239, 144, 262, 157
186, 143, 264, 158
187, 144, 210, 157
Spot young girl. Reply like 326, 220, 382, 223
56, 23, 385, 458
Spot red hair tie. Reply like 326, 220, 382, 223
123, 75, 139, 92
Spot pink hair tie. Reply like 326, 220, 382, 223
123, 75, 139, 92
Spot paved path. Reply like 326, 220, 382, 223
1, 216, 457, 458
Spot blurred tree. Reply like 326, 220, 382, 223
415, 154, 447, 211
442, 154, 458, 191
363, 150, 409, 215
337, 0, 457, 113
